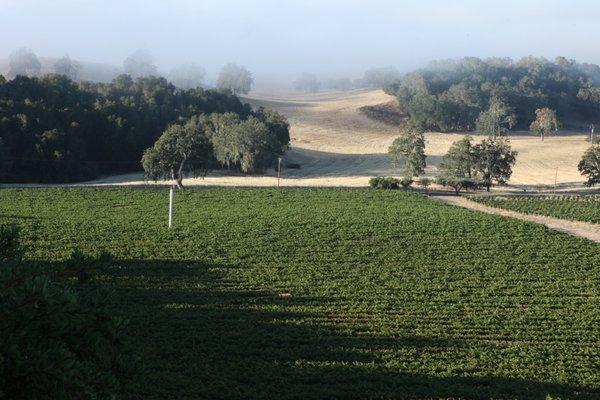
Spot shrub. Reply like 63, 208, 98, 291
417, 177, 433, 190
369, 176, 400, 190
0, 225, 129, 400
436, 175, 480, 194
399, 176, 414, 189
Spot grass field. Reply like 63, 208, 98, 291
471, 195, 600, 224
1, 187, 600, 399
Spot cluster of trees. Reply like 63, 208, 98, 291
142, 108, 290, 187
6, 48, 255, 93
387, 124, 518, 193
385, 57, 600, 132
0, 73, 257, 182
292, 67, 402, 93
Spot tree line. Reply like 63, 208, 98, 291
385, 57, 600, 132
0, 72, 286, 183
5, 47, 254, 94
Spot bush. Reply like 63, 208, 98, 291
417, 177, 433, 190
399, 176, 414, 189
0, 225, 129, 400
369, 176, 400, 190
436, 175, 480, 194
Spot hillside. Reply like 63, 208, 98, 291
84, 89, 592, 188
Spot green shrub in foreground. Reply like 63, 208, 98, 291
0, 225, 128, 400
369, 176, 400, 189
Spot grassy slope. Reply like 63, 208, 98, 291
1, 187, 600, 400
471, 195, 600, 224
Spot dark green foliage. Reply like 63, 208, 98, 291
399, 176, 414, 189
438, 135, 517, 191
142, 116, 215, 187
207, 111, 288, 173
436, 175, 480, 194
471, 195, 600, 223
388, 122, 426, 176
369, 176, 400, 189
389, 57, 600, 132
475, 97, 517, 137
0, 225, 128, 400
1, 188, 600, 399
0, 74, 252, 182
472, 138, 518, 191
578, 146, 600, 187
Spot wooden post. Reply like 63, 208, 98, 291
168, 186, 174, 228
553, 167, 558, 195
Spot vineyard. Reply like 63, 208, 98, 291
1, 188, 600, 399
471, 195, 600, 224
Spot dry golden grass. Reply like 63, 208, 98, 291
86, 89, 592, 188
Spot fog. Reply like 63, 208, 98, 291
2, 0, 600, 90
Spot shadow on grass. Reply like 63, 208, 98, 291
82, 259, 599, 400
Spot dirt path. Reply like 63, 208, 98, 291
432, 195, 600, 243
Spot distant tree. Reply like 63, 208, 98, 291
529, 108, 560, 141
8, 48, 41, 78
438, 135, 476, 179
363, 66, 401, 88
123, 50, 158, 78
388, 122, 426, 177
293, 73, 321, 93
53, 55, 82, 81
141, 116, 214, 188
472, 138, 518, 191
253, 107, 291, 152
217, 63, 253, 95
168, 64, 206, 89
475, 98, 517, 138
323, 77, 353, 91
578, 146, 600, 187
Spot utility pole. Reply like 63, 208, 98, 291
277, 157, 283, 187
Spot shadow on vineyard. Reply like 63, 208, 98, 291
102, 259, 597, 400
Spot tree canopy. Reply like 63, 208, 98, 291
142, 116, 214, 187
386, 57, 600, 132
437, 135, 517, 192
475, 97, 517, 137
388, 123, 426, 177
217, 63, 253, 95
578, 146, 600, 187
123, 50, 158, 78
53, 55, 82, 81
293, 73, 321, 93
0, 73, 253, 182
529, 107, 560, 141
8, 48, 41, 78
168, 64, 206, 90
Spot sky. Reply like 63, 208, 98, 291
2, 0, 600, 88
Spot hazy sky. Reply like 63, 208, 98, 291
2, 0, 600, 87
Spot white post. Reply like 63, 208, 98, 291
168, 186, 174, 228
277, 157, 282, 187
